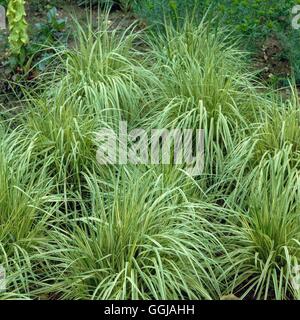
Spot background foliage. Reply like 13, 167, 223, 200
134, 0, 300, 83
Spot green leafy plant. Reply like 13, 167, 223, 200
24, 6, 68, 71
34, 7, 67, 44
7, 0, 28, 65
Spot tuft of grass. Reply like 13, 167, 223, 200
62, 15, 158, 125
220, 155, 300, 300
0, 126, 59, 298
253, 86, 300, 167
146, 18, 263, 130
38, 169, 226, 300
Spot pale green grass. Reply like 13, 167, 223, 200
0, 12, 299, 300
